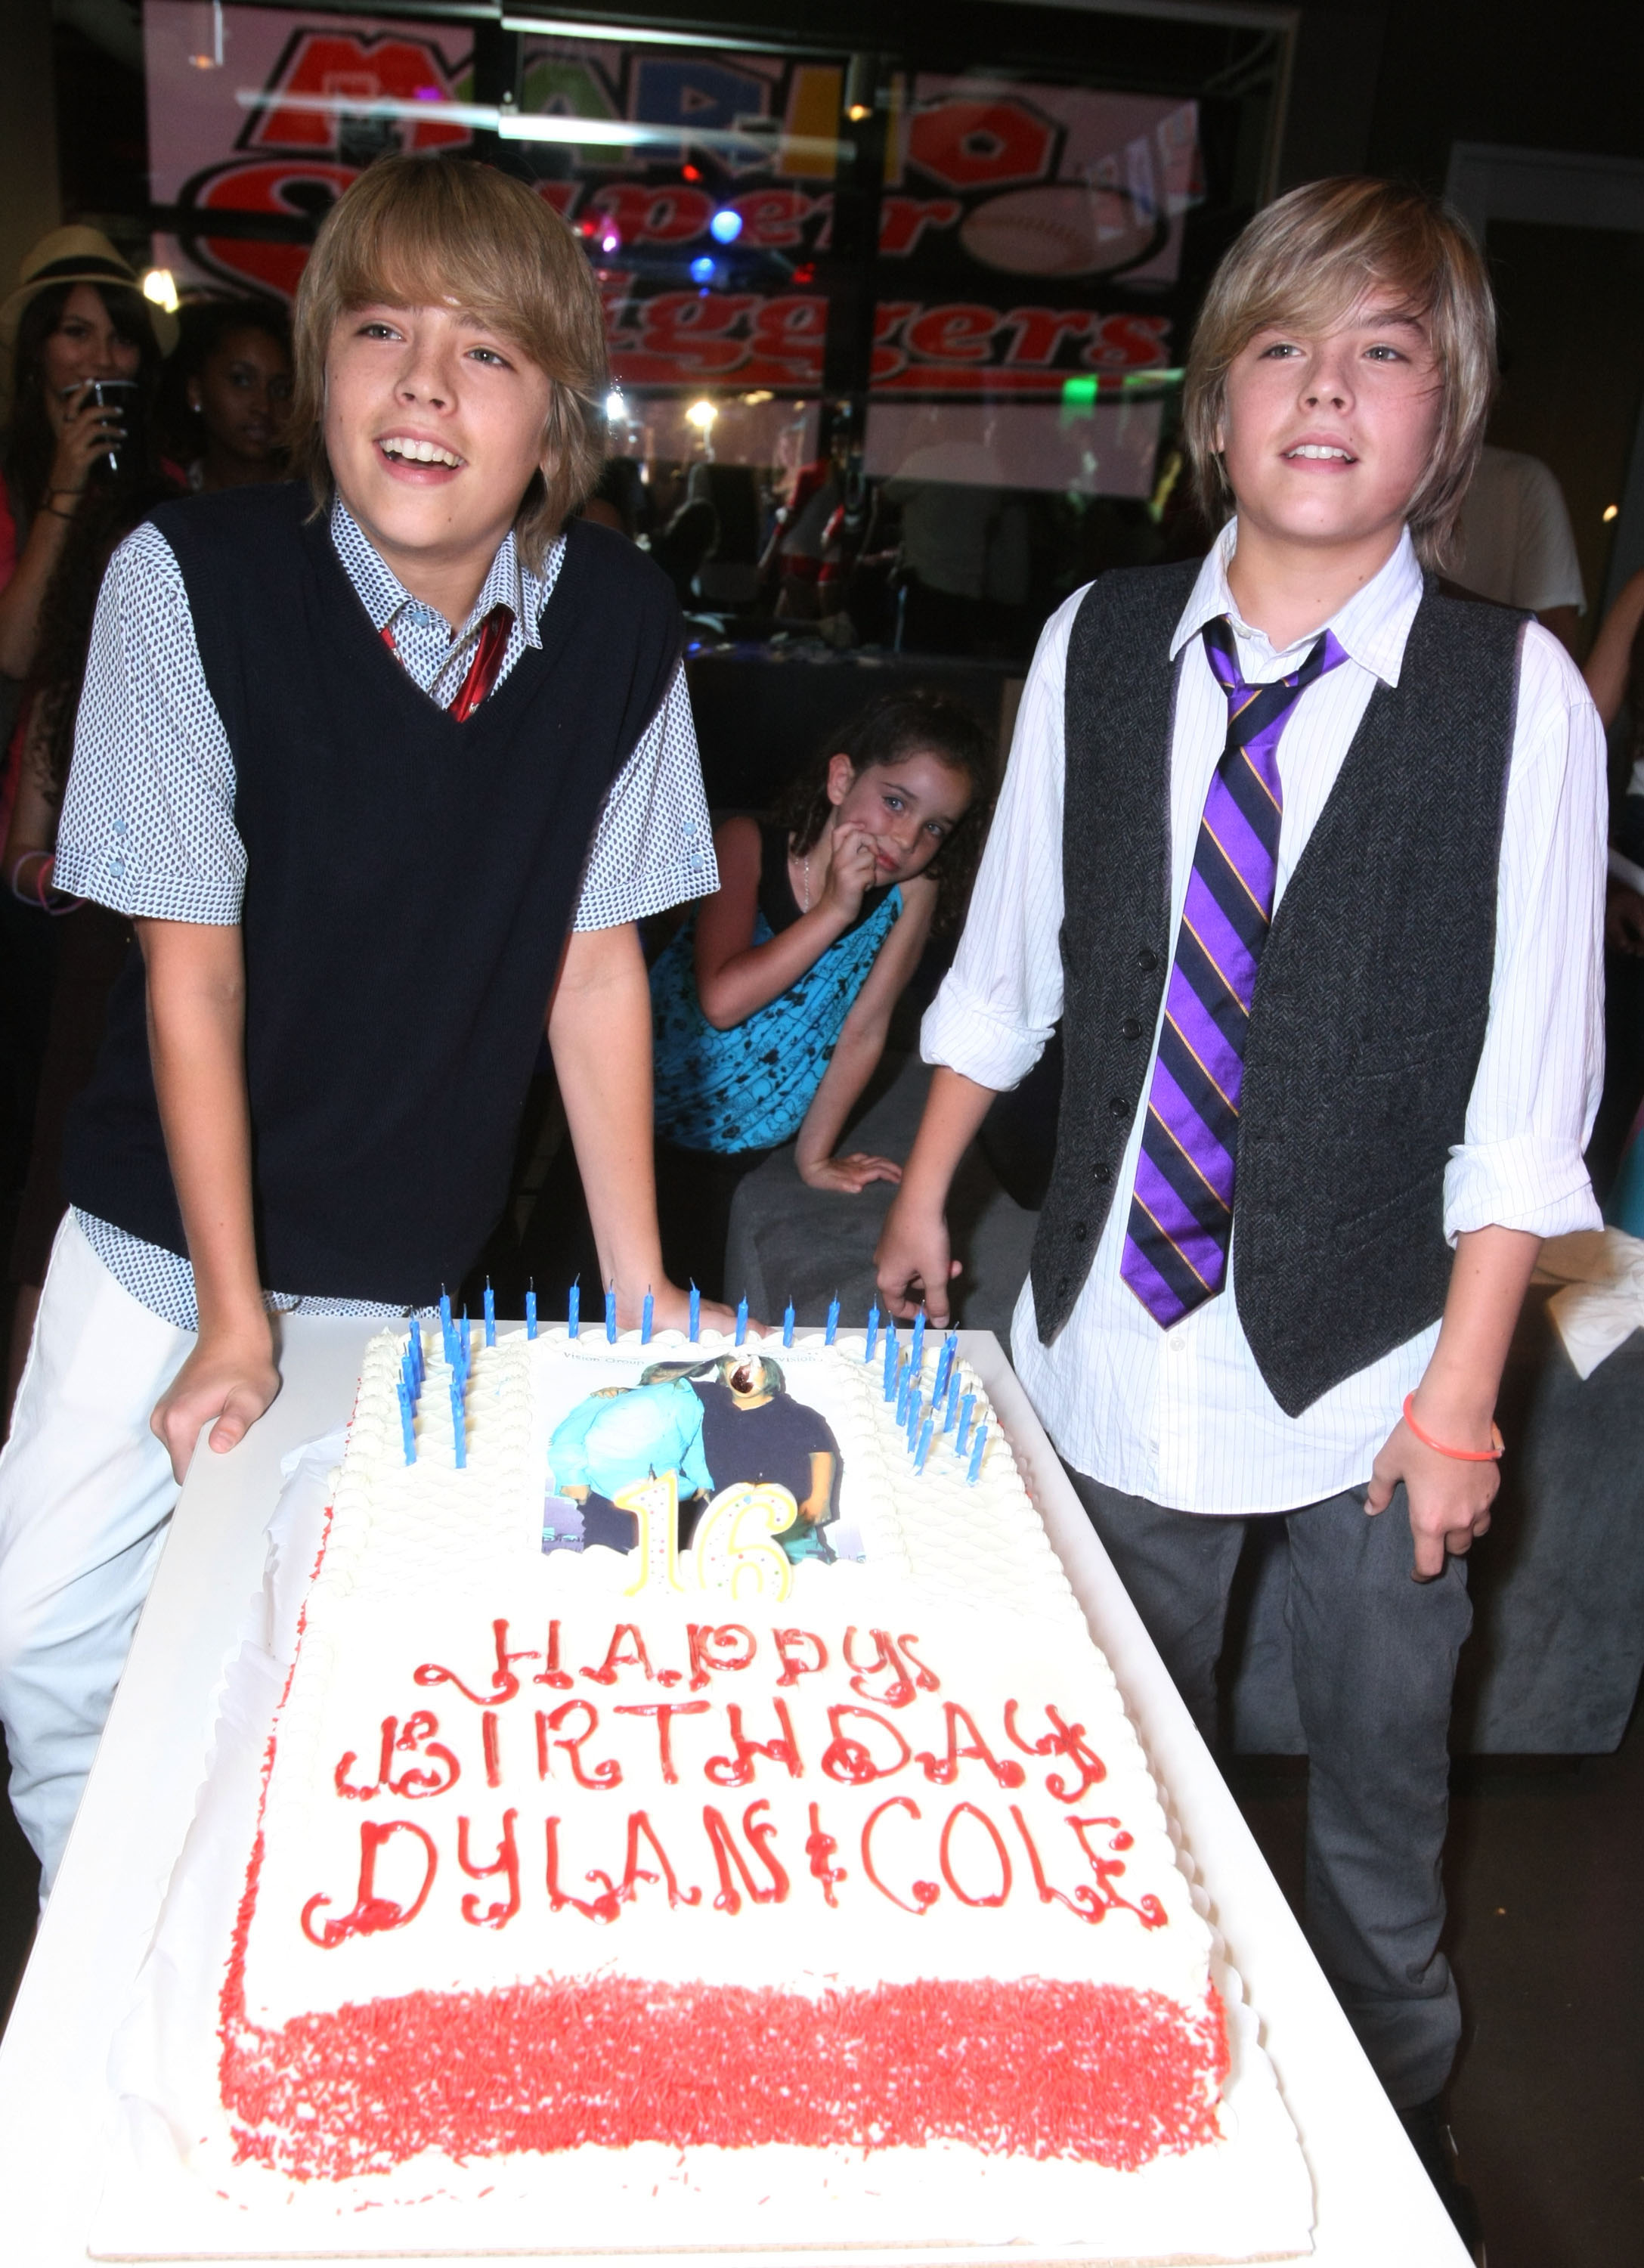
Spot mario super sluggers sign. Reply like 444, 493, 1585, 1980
144, 2, 1200, 413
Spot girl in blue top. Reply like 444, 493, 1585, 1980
651, 691, 990, 1297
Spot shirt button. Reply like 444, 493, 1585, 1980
1092, 1162, 1113, 1184
1120, 1017, 1142, 1040
1072, 1221, 1088, 1241
1136, 948, 1158, 971
1108, 1095, 1129, 1118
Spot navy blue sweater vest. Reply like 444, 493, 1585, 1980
64, 484, 681, 1306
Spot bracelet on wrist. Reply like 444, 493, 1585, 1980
1401, 1393, 1504, 1463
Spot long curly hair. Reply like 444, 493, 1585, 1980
2, 280, 161, 524
27, 475, 178, 801
772, 689, 995, 937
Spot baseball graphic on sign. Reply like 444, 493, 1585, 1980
960, 185, 1159, 277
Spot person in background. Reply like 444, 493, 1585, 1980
1576, 565, 1644, 1194
0, 229, 175, 688
580, 454, 644, 540
649, 692, 990, 1300
0, 232, 175, 1334
1453, 442, 1585, 658
4, 469, 178, 1421
877, 178, 1603, 2258
163, 298, 293, 494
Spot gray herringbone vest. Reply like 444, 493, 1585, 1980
1028, 562, 1523, 1418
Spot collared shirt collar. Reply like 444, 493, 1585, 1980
329, 497, 556, 651
1169, 518, 1425, 688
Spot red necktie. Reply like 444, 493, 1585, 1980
379, 603, 514, 720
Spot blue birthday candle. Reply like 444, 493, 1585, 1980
915, 1415, 934, 1474
911, 1309, 927, 1380
484, 1281, 496, 1346
825, 1294, 840, 1346
641, 1289, 654, 1344
440, 1290, 453, 1335
735, 1294, 748, 1347
450, 1380, 466, 1469
605, 1282, 618, 1343
956, 1392, 976, 1455
967, 1424, 988, 1485
895, 1357, 912, 1426
943, 1367, 961, 1433
525, 1286, 537, 1340
782, 1300, 794, 1348
567, 1280, 580, 1339
689, 1281, 700, 1341
864, 1303, 879, 1361
882, 1329, 896, 1399
906, 1393, 922, 1452
933, 1331, 958, 1404
397, 1380, 416, 1464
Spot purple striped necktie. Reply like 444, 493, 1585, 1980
1119, 615, 1348, 1330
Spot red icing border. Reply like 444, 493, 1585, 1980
223, 1971, 1228, 2183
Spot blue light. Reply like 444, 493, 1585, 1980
689, 255, 716, 284
709, 208, 743, 244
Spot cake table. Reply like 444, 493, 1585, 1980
0, 1320, 1469, 2266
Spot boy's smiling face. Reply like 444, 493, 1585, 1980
324, 300, 553, 621
1217, 291, 1444, 565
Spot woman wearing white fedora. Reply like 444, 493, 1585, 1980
0, 225, 177, 689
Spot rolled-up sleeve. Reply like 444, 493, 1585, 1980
1443, 622, 1606, 1241
54, 524, 246, 924
920, 593, 1079, 1091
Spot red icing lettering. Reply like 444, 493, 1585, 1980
544, 1818, 621, 1922
416, 1619, 537, 1706
457, 1810, 520, 1929
772, 1627, 827, 1686
805, 1802, 847, 1907
582, 1624, 657, 1686
482, 1712, 502, 1789
843, 1628, 940, 1709
536, 1700, 622, 1789
1005, 1699, 1108, 1801
300, 1819, 437, 1947
333, 1715, 395, 1799
915, 1703, 1026, 1789
704, 1699, 802, 1786
614, 1700, 711, 1783
1067, 1817, 1169, 1929
822, 1703, 913, 1784
861, 1796, 938, 1914
702, 1799, 790, 1912
621, 1810, 702, 1909
686, 1622, 757, 1690
385, 1712, 460, 1799
939, 1802, 1013, 1907
531, 1621, 573, 1690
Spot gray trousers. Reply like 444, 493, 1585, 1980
1067, 1470, 1472, 2108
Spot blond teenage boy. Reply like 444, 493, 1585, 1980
0, 157, 729, 1894
878, 179, 1604, 2232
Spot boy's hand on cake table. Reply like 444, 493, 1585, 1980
647, 1284, 760, 1338
875, 1197, 962, 1327
797, 1149, 902, 1194
150, 1323, 281, 1482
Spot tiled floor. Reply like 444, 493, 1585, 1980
2, 1701, 1639, 2260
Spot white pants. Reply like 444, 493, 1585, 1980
0, 1216, 193, 1895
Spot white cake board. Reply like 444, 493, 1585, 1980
0, 1321, 1470, 2266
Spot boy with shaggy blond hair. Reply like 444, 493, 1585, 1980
0, 156, 725, 1893
879, 178, 1604, 2236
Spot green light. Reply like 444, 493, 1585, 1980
1060, 375, 1098, 408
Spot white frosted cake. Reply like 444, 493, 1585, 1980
94, 1322, 1313, 2261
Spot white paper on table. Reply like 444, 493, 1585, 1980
1534, 1228, 1644, 1380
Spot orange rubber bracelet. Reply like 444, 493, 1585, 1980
1402, 1393, 1503, 1462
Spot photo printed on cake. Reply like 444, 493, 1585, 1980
543, 1354, 856, 1565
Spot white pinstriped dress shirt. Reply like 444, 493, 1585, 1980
53, 500, 717, 1329
922, 522, 1607, 1515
